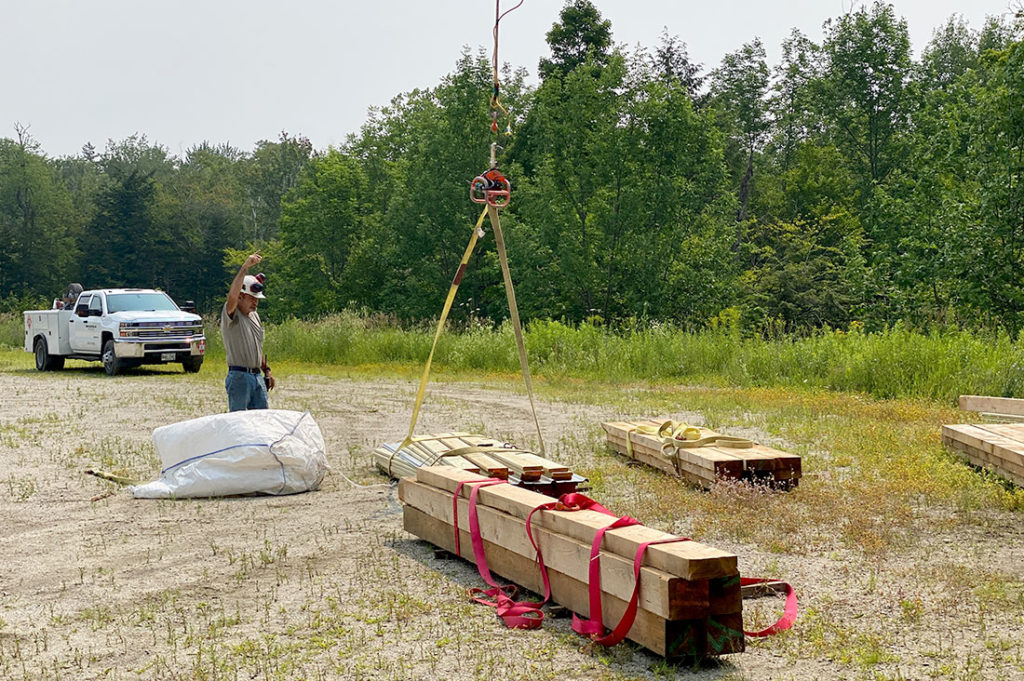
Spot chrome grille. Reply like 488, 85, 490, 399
121, 321, 204, 340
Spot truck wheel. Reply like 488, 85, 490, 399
102, 340, 123, 376
182, 356, 203, 373
34, 338, 64, 371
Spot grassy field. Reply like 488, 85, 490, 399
8, 311, 1022, 402
1, 315, 1023, 680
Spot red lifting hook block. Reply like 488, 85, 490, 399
470, 168, 512, 208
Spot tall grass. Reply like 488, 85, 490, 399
7, 308, 1022, 402
0, 314, 22, 349
199, 312, 1024, 403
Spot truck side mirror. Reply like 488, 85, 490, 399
76, 305, 89, 317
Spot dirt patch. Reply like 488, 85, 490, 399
0, 367, 1022, 680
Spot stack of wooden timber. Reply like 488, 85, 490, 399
942, 423, 1024, 487
373, 432, 586, 497
958, 395, 1024, 423
399, 466, 745, 660
602, 419, 801, 490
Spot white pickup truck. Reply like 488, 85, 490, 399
24, 288, 206, 375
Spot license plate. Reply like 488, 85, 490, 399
160, 352, 176, 362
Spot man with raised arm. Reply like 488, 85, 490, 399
221, 252, 276, 411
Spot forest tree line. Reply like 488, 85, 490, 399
1, 1, 1022, 333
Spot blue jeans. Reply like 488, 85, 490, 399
225, 371, 269, 411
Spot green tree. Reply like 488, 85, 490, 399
515, 49, 735, 324
653, 30, 704, 99
351, 51, 529, 322
765, 30, 823, 174
242, 132, 314, 242
0, 127, 78, 302
744, 143, 867, 328
708, 39, 770, 227
538, 0, 612, 81
161, 143, 248, 310
820, 2, 912, 192
276, 149, 373, 316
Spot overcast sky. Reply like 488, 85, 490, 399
2, 0, 1016, 159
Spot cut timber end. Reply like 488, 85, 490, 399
602, 419, 801, 490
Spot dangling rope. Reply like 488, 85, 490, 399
489, 0, 523, 134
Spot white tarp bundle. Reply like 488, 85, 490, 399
131, 409, 328, 499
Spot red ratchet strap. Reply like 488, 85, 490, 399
518, 492, 615, 608
454, 479, 545, 629
556, 495, 692, 646
740, 577, 799, 637
453, 483, 797, 641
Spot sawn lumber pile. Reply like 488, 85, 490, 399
942, 422, 1024, 487
374, 432, 585, 496
958, 395, 1024, 423
602, 419, 801, 490
399, 466, 745, 660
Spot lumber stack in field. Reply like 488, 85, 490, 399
399, 466, 745, 660
958, 395, 1024, 423
942, 423, 1024, 487
373, 433, 585, 496
602, 419, 801, 490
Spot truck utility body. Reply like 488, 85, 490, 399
25, 289, 205, 375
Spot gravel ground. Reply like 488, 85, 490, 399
0, 365, 1022, 681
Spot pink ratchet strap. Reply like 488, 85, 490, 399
453, 478, 545, 629
740, 577, 799, 636
453, 483, 797, 640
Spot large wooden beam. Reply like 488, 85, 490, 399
958, 395, 1024, 417
399, 478, 740, 620
942, 424, 1024, 485
403, 506, 744, 659
415, 467, 737, 581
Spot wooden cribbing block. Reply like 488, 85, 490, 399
605, 430, 731, 486
399, 478, 740, 620
403, 505, 744, 658
507, 451, 572, 480
416, 467, 738, 581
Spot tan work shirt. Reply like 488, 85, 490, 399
220, 303, 264, 369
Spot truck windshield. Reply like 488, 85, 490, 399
106, 292, 179, 313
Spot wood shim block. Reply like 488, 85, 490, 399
601, 419, 802, 489
943, 423, 1024, 486
416, 466, 738, 581
958, 395, 1024, 418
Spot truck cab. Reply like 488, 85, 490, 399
25, 288, 206, 375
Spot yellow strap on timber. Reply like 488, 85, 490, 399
398, 208, 489, 453
437, 445, 533, 463
624, 420, 753, 467
487, 203, 545, 454
397, 204, 546, 456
